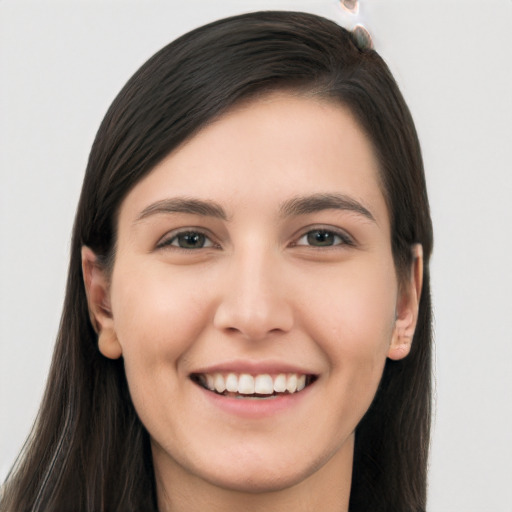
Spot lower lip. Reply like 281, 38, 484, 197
194, 382, 315, 419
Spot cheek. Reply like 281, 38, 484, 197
109, 262, 210, 378
108, 263, 217, 435
304, 257, 397, 418
309, 259, 398, 360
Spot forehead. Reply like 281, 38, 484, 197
118, 92, 389, 229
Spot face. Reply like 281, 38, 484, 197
83, 93, 420, 500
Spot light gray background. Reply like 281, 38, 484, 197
1, 1, 511, 510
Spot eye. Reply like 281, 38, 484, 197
295, 228, 353, 247
158, 230, 215, 250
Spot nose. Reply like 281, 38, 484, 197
213, 247, 294, 341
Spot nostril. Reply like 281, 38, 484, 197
213, 299, 294, 341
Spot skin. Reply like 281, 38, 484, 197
83, 93, 422, 512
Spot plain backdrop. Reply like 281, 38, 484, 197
1, 1, 511, 510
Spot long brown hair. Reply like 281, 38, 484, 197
1, 11, 433, 512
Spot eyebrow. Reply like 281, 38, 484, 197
135, 197, 228, 223
279, 193, 375, 221
134, 193, 375, 224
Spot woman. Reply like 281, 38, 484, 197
1, 10, 433, 512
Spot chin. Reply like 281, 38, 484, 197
189, 443, 336, 495
201, 463, 313, 494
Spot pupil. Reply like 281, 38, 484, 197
307, 230, 333, 246
179, 232, 204, 248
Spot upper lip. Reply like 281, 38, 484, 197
190, 359, 317, 376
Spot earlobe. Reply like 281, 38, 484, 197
98, 329, 123, 360
81, 246, 122, 360
388, 244, 423, 361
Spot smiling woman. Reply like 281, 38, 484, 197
0, 11, 433, 512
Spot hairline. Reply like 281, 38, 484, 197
98, 84, 400, 279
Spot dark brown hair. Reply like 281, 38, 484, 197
1, 11, 433, 512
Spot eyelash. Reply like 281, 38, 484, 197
157, 227, 354, 251
157, 229, 218, 250
293, 227, 355, 248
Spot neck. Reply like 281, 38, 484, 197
153, 435, 353, 512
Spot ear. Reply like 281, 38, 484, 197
388, 244, 423, 361
81, 246, 122, 359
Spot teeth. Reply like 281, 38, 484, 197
286, 374, 298, 393
225, 373, 238, 392
213, 373, 225, 393
238, 374, 255, 394
273, 373, 287, 393
199, 372, 312, 396
254, 374, 274, 395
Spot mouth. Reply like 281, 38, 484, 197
191, 372, 317, 399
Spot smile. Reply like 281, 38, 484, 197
191, 372, 316, 398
